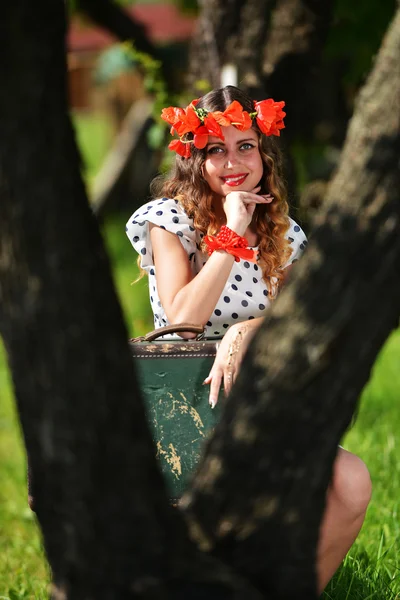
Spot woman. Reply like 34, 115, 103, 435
126, 85, 371, 592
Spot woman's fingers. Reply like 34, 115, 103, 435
241, 193, 270, 204
205, 367, 225, 408
209, 373, 223, 408
223, 367, 236, 396
263, 193, 274, 202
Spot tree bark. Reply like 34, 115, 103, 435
0, 2, 258, 598
183, 5, 400, 599
261, 0, 334, 137
187, 0, 243, 90
234, 0, 275, 96
188, 0, 333, 100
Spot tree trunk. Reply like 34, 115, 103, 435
187, 0, 243, 90
188, 0, 333, 101
261, 0, 334, 137
184, 5, 400, 598
0, 2, 258, 598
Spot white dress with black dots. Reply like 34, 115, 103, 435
126, 198, 307, 339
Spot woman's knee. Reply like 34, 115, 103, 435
331, 448, 372, 519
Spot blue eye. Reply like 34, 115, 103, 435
240, 143, 255, 150
207, 146, 223, 155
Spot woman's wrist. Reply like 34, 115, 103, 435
204, 226, 257, 263
226, 221, 247, 237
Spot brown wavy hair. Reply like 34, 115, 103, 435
150, 86, 292, 295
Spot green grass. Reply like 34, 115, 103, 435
0, 350, 49, 599
323, 329, 400, 600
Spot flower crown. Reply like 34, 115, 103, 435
161, 97, 286, 158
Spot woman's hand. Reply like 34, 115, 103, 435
204, 321, 259, 408
223, 187, 273, 236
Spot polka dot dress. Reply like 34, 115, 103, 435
126, 198, 307, 338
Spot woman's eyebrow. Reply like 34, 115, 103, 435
236, 138, 256, 144
207, 138, 256, 147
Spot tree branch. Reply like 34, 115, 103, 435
76, 0, 158, 58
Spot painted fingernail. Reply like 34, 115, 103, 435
209, 398, 216, 409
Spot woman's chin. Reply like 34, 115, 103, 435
222, 183, 253, 193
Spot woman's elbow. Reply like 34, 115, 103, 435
165, 310, 205, 339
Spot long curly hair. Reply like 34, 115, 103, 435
150, 86, 292, 295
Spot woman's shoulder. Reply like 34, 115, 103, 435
127, 197, 193, 229
125, 197, 198, 263
286, 217, 307, 240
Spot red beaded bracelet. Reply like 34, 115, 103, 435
204, 225, 258, 263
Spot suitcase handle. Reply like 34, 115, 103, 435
130, 323, 205, 343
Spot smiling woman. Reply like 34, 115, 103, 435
124, 85, 372, 593
126, 86, 301, 348
202, 128, 264, 196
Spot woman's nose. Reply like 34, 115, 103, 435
224, 151, 238, 168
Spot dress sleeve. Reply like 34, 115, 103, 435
283, 218, 308, 268
125, 197, 197, 271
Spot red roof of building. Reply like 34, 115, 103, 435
68, 3, 197, 52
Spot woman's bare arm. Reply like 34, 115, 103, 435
150, 224, 235, 326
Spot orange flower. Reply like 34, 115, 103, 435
169, 139, 191, 158
171, 108, 201, 136
204, 114, 224, 139
254, 99, 286, 136
161, 105, 201, 137
162, 96, 287, 158
221, 101, 252, 131
183, 106, 202, 131
210, 111, 231, 127
193, 126, 209, 149
161, 106, 185, 126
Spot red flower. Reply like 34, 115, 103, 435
161, 106, 185, 126
171, 109, 200, 137
169, 139, 191, 158
161, 105, 201, 137
193, 126, 209, 149
211, 111, 231, 127
254, 99, 286, 136
162, 95, 287, 158
204, 114, 224, 140
183, 106, 202, 131
222, 101, 252, 131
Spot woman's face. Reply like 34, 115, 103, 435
202, 125, 264, 198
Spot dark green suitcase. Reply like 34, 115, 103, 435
130, 324, 221, 501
